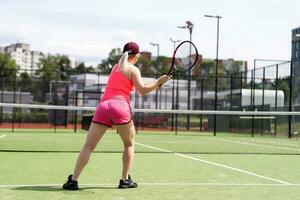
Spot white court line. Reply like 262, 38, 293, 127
135, 142, 292, 185
209, 138, 300, 153
0, 183, 300, 188
0, 134, 6, 140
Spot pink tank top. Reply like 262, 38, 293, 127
101, 64, 134, 102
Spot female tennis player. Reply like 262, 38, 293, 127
63, 42, 170, 190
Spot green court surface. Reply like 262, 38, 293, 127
1, 129, 300, 154
1, 130, 300, 199
1, 152, 300, 200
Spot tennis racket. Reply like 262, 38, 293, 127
167, 40, 198, 76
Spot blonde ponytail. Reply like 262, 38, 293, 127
117, 51, 129, 71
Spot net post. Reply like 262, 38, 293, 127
261, 67, 266, 136
18, 81, 22, 128
213, 75, 217, 136
155, 72, 159, 109
65, 83, 69, 129
74, 91, 78, 133
239, 72, 243, 132
288, 61, 293, 138
12, 71, 17, 133
200, 76, 204, 132
229, 74, 233, 130
187, 70, 191, 130
0, 78, 3, 126
175, 74, 179, 135
175, 113, 178, 135
53, 71, 59, 133
251, 70, 254, 137
274, 64, 279, 137
171, 78, 175, 131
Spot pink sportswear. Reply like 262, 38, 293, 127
92, 64, 134, 127
101, 64, 133, 103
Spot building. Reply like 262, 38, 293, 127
192, 89, 285, 110
222, 59, 247, 74
0, 91, 33, 113
67, 73, 198, 109
1, 43, 43, 73
292, 27, 300, 106
201, 58, 247, 74
1, 42, 79, 73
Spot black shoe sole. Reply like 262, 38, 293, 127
62, 184, 79, 190
62, 186, 79, 190
118, 184, 138, 189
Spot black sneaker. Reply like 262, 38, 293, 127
62, 174, 79, 190
118, 175, 138, 189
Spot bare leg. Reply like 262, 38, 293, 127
116, 121, 135, 180
72, 122, 108, 180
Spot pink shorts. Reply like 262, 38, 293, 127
92, 97, 132, 127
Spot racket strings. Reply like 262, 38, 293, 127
173, 42, 198, 72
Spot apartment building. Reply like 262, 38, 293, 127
1, 43, 43, 72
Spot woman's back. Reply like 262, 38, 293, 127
101, 64, 134, 102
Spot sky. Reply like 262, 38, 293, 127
0, 0, 300, 69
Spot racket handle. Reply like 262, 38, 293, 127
157, 75, 172, 89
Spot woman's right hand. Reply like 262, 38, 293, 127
157, 75, 171, 86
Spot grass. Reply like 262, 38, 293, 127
1, 152, 300, 200
1, 128, 300, 199
1, 128, 300, 154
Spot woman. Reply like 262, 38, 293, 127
63, 42, 170, 190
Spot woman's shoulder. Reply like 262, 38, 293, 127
128, 65, 140, 75
126, 64, 137, 72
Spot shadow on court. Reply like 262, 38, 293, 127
11, 185, 117, 193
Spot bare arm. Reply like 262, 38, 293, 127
131, 66, 169, 96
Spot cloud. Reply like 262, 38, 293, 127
111, 30, 136, 42
0, 24, 40, 43
43, 41, 111, 60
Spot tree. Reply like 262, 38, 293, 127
37, 54, 72, 81
57, 55, 72, 80
201, 60, 215, 75
0, 53, 19, 90
197, 61, 216, 89
86, 65, 95, 73
74, 62, 86, 74
230, 61, 243, 74
19, 72, 33, 92
98, 48, 121, 74
137, 54, 152, 75
0, 52, 19, 78
34, 54, 72, 102
272, 76, 290, 105
73, 62, 95, 74
157, 56, 170, 75
149, 56, 170, 76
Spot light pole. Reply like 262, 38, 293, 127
150, 42, 160, 58
178, 21, 193, 41
178, 21, 193, 129
204, 14, 222, 136
170, 38, 180, 51
170, 38, 180, 130
150, 42, 160, 109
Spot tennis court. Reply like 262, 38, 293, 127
1, 103, 300, 199
1, 129, 300, 199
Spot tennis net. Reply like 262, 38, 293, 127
0, 103, 299, 154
